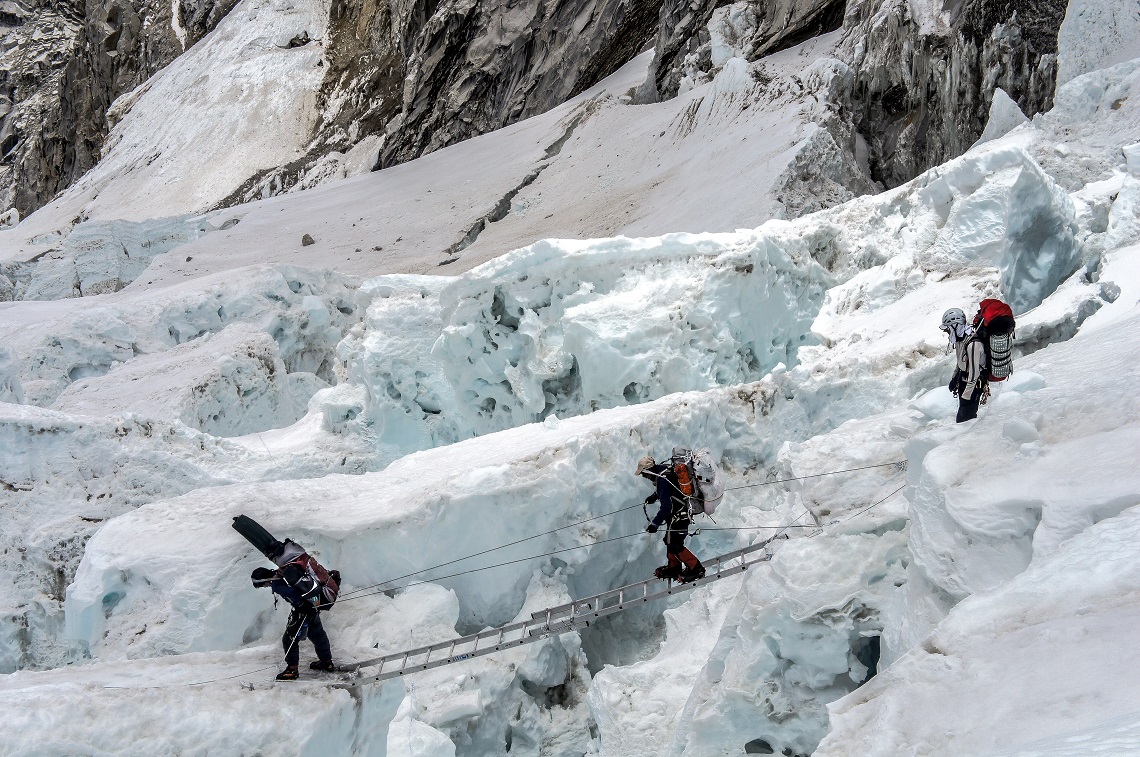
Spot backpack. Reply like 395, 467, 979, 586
972, 298, 1016, 382
273, 540, 340, 610
671, 447, 724, 516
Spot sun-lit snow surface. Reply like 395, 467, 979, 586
6, 0, 329, 231
0, 33, 859, 290
0, 7, 1139, 755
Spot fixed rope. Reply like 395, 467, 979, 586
99, 475, 909, 690
340, 459, 907, 600
102, 623, 307, 690
337, 503, 644, 600
722, 460, 906, 491
340, 477, 909, 605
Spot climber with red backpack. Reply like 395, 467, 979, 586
941, 299, 1016, 423
637, 449, 706, 583
233, 516, 341, 681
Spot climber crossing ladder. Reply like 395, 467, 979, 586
333, 538, 778, 689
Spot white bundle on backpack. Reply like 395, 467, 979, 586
689, 449, 724, 516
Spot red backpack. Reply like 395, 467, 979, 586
274, 540, 340, 609
972, 299, 1016, 381
975, 299, 1014, 331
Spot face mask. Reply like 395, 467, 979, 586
942, 323, 972, 340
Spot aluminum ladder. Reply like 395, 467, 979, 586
335, 538, 777, 689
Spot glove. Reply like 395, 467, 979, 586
948, 370, 961, 396
646, 524, 658, 533
643, 495, 655, 505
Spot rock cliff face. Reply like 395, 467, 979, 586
639, 0, 1067, 187
836, 0, 1067, 187
0, 0, 237, 218
0, 0, 1069, 222
0, 0, 84, 218
224, 0, 665, 205
641, 0, 846, 101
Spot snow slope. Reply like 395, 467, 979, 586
0, 34, 864, 294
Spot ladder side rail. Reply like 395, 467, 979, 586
340, 555, 773, 688
341, 618, 560, 689
345, 618, 534, 672
531, 602, 575, 622
348, 547, 775, 675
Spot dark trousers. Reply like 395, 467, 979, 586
664, 516, 691, 555
956, 392, 981, 423
283, 609, 332, 666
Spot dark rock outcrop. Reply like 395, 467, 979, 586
378, 0, 665, 167
223, 0, 665, 205
0, 0, 238, 218
0, 0, 85, 216
637, 0, 1066, 188
836, 0, 1067, 187
1, 0, 1068, 220
642, 0, 846, 101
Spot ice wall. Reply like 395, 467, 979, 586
63, 382, 808, 661
332, 232, 831, 466
8, 216, 215, 301
664, 532, 906, 757
819, 496, 1140, 756
889, 310, 1140, 660
324, 135, 1086, 468
52, 323, 323, 437
4, 265, 359, 408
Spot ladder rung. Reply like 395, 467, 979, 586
340, 544, 774, 684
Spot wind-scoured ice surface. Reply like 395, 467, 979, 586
0, 4, 1139, 755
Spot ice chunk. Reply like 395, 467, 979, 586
1106, 175, 1140, 251
1002, 419, 1038, 444
909, 387, 957, 421
1004, 371, 1046, 393
1125, 143, 1140, 176
518, 637, 569, 690
0, 344, 22, 403
22, 217, 211, 301
708, 4, 757, 67
387, 714, 456, 757
920, 146, 1080, 314
974, 88, 1029, 146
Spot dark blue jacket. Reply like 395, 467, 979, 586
270, 579, 314, 614
645, 463, 688, 527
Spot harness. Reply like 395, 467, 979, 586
642, 469, 705, 536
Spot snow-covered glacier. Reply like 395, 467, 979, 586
0, 3, 1139, 755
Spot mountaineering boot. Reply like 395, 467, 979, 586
679, 563, 705, 583
655, 552, 683, 580
309, 659, 336, 672
677, 549, 704, 582
276, 665, 300, 681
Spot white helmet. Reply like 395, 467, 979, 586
941, 308, 967, 332
941, 307, 972, 345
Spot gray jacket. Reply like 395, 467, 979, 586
954, 338, 987, 400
